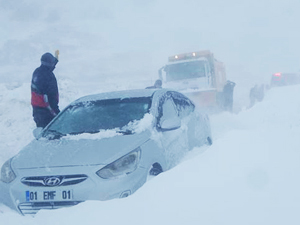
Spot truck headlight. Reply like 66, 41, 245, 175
96, 148, 141, 179
1, 159, 16, 183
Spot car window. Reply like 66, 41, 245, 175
45, 97, 152, 136
161, 98, 178, 120
170, 91, 195, 118
165, 60, 208, 81
157, 93, 179, 129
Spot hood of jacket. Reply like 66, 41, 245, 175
41, 52, 58, 71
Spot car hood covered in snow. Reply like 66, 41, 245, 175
11, 131, 151, 169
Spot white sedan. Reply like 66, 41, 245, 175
0, 88, 212, 215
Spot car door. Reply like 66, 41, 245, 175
156, 92, 189, 169
172, 91, 212, 148
170, 91, 202, 149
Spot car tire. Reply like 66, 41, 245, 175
206, 137, 212, 145
147, 163, 163, 181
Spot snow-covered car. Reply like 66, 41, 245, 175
0, 88, 212, 215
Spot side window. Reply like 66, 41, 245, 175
161, 98, 178, 121
157, 94, 179, 129
171, 92, 195, 118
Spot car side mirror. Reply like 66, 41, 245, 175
160, 117, 181, 131
33, 127, 43, 139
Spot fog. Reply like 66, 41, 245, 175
1, 0, 300, 89
1, 1, 300, 223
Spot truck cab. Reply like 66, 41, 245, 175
159, 50, 227, 111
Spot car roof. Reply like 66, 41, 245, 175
71, 88, 167, 104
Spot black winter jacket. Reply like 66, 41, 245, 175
31, 53, 59, 127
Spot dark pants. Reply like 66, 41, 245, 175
32, 107, 55, 128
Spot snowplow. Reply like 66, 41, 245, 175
158, 50, 234, 112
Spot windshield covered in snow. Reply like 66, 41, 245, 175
165, 60, 208, 81
43, 97, 152, 137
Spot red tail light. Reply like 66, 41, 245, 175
274, 73, 281, 77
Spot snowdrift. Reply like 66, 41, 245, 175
0, 82, 300, 225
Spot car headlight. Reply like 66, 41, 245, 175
96, 148, 141, 179
1, 159, 16, 183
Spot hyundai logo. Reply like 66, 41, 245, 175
44, 177, 61, 186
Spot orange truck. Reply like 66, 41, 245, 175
158, 50, 228, 112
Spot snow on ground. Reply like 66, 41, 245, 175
1, 1, 300, 223
0, 80, 299, 225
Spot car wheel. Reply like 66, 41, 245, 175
147, 163, 163, 181
206, 137, 212, 146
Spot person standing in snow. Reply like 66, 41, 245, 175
31, 51, 60, 128
222, 80, 236, 112
248, 84, 265, 108
249, 85, 257, 108
146, 79, 162, 89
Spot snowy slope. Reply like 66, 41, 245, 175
0, 82, 299, 225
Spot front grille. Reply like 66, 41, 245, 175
21, 174, 88, 187
19, 201, 83, 215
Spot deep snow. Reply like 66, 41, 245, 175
1, 0, 300, 224
0, 80, 300, 225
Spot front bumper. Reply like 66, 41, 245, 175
1, 164, 148, 215
18, 201, 82, 215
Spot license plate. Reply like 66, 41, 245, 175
25, 190, 73, 202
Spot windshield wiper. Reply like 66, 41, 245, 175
117, 129, 134, 135
44, 129, 66, 140
68, 130, 100, 135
